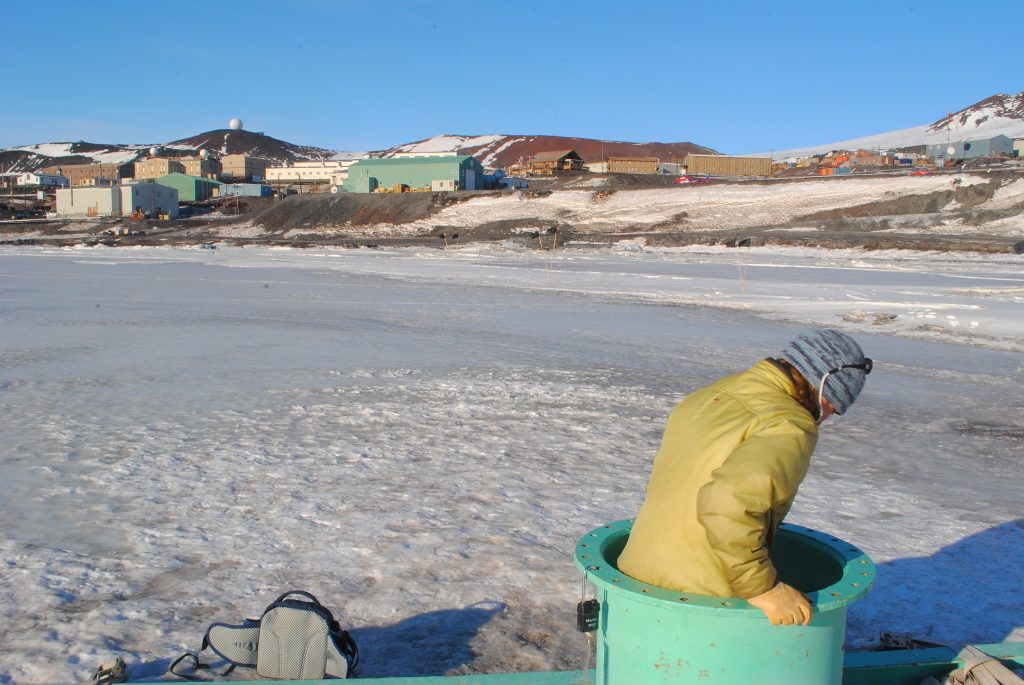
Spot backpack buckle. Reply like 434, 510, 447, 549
93, 657, 128, 684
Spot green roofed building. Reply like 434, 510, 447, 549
343, 155, 485, 193
156, 172, 222, 202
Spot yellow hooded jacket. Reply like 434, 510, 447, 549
617, 359, 818, 599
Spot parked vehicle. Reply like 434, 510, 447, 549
910, 168, 933, 176
674, 174, 711, 185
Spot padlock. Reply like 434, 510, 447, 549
576, 598, 599, 632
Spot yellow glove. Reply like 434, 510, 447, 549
747, 582, 813, 626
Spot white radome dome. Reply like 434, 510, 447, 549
199, 149, 210, 160
149, 146, 159, 156
229, 118, 243, 131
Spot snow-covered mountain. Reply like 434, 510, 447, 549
1, 132, 716, 175
0, 130, 338, 174
927, 92, 1024, 134
0, 141, 148, 174
756, 92, 1024, 160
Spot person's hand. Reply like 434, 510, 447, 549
747, 582, 813, 626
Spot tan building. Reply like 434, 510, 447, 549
42, 162, 134, 186
55, 182, 179, 218
853, 154, 895, 167
607, 156, 660, 174
527, 149, 584, 175
221, 154, 269, 182
266, 160, 352, 185
135, 158, 185, 180
178, 157, 222, 179
684, 154, 773, 177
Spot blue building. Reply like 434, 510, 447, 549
220, 183, 272, 198
926, 134, 1014, 162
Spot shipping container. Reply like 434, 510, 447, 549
220, 183, 272, 198
684, 154, 773, 177
607, 157, 660, 175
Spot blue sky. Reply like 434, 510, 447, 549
2, 1, 1021, 153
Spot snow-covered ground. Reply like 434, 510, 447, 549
1, 244, 1022, 683
462, 176, 986, 233
266, 174, 1014, 240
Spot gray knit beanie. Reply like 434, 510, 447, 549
781, 328, 868, 415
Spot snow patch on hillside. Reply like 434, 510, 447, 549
392, 134, 507, 155
11, 143, 144, 165
328, 150, 370, 161
479, 138, 527, 168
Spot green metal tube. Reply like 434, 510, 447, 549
575, 520, 876, 685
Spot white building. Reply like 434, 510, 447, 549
1014, 139, 1024, 158
328, 170, 351, 186
502, 177, 529, 189
265, 160, 355, 184
55, 183, 179, 218
16, 172, 69, 188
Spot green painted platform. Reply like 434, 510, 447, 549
141, 642, 1023, 684
842, 642, 1024, 685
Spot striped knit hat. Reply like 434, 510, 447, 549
781, 329, 868, 415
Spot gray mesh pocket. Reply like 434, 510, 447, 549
255, 606, 331, 679
207, 623, 259, 667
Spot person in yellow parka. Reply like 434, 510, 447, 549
617, 328, 872, 627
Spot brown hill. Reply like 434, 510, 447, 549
168, 129, 335, 163
385, 134, 718, 168
927, 92, 1024, 132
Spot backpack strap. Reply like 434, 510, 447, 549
268, 590, 324, 609
328, 628, 360, 678
168, 651, 209, 682
169, 619, 260, 681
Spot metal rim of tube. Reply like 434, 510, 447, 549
574, 519, 876, 614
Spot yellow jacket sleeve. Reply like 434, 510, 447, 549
696, 419, 815, 598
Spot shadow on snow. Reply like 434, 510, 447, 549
848, 517, 1024, 646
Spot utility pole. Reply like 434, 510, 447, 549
947, 112, 953, 163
